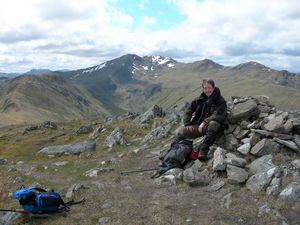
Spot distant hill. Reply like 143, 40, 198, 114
59, 54, 300, 114
0, 74, 109, 126
24, 69, 52, 75
0, 72, 19, 78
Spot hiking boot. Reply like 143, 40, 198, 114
198, 151, 208, 161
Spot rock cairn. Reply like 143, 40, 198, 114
151, 96, 300, 201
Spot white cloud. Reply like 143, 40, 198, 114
142, 16, 156, 26
0, 0, 300, 73
138, 0, 148, 10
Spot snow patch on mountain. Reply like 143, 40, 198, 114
152, 56, 171, 65
82, 62, 106, 74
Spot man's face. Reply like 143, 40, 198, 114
203, 83, 215, 97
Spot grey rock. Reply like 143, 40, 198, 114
97, 217, 109, 224
76, 126, 93, 134
37, 141, 96, 156
141, 125, 171, 145
226, 153, 247, 168
291, 159, 300, 169
236, 129, 251, 140
263, 113, 287, 133
258, 105, 272, 113
258, 204, 287, 222
274, 138, 299, 152
104, 127, 129, 148
0, 212, 21, 225
101, 202, 113, 209
84, 168, 113, 177
65, 183, 84, 198
183, 168, 210, 186
250, 138, 280, 156
237, 143, 251, 155
240, 120, 251, 129
221, 192, 233, 209
294, 134, 300, 148
0, 158, 8, 165
248, 154, 276, 176
251, 129, 293, 140
249, 132, 261, 146
226, 165, 248, 184
213, 147, 226, 171
137, 105, 165, 124
266, 177, 281, 195
52, 161, 69, 166
42, 121, 57, 129
208, 180, 225, 192
279, 182, 300, 201
14, 177, 24, 183
24, 125, 39, 132
228, 99, 259, 123
253, 95, 271, 105
246, 167, 277, 193
225, 134, 239, 150
155, 174, 177, 186
241, 137, 250, 144
164, 168, 183, 180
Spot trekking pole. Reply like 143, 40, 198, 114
120, 168, 157, 175
0, 209, 31, 214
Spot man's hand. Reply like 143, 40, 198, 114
184, 122, 193, 127
198, 122, 206, 133
190, 150, 199, 160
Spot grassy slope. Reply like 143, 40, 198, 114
0, 118, 299, 225
0, 74, 109, 126
145, 66, 300, 111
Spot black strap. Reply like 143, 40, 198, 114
59, 199, 86, 211
32, 187, 47, 192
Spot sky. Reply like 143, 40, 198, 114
0, 0, 300, 73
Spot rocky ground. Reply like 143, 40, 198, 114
0, 96, 300, 225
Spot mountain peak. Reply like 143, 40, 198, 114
232, 61, 271, 71
190, 58, 224, 71
24, 69, 52, 75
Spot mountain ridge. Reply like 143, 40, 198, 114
0, 54, 299, 125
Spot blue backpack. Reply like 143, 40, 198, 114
13, 186, 67, 214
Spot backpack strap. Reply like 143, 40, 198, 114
32, 187, 47, 193
59, 199, 85, 211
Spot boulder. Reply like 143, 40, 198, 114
37, 141, 96, 156
213, 147, 226, 171
228, 99, 259, 123
248, 155, 276, 176
279, 182, 300, 201
104, 127, 129, 148
226, 165, 248, 184
226, 153, 247, 168
76, 126, 94, 134
250, 138, 280, 156
246, 167, 277, 193
274, 138, 299, 152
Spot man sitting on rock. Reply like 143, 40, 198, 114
176, 79, 227, 160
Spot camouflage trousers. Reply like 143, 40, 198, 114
175, 120, 222, 153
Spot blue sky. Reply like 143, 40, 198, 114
0, 0, 300, 73
115, 0, 187, 30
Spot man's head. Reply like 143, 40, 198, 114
202, 79, 215, 97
